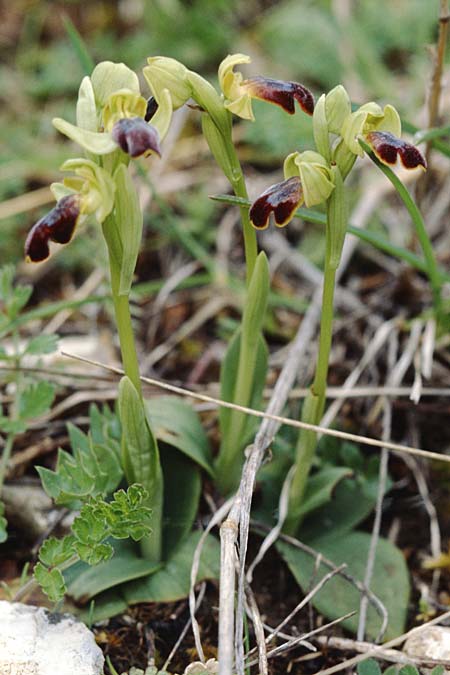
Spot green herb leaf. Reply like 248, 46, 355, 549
358, 660, 382, 675
19, 381, 55, 421
24, 334, 59, 356
39, 535, 76, 567
34, 562, 67, 603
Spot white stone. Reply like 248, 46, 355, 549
0, 601, 104, 675
404, 626, 450, 662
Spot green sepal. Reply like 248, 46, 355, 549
90, 61, 140, 107
313, 94, 331, 162
118, 377, 163, 562
53, 118, 118, 155
76, 76, 97, 131
113, 164, 143, 296
327, 164, 348, 270
325, 85, 351, 135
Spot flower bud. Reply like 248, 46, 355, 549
143, 57, 192, 109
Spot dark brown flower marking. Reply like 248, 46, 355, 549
366, 131, 426, 170
145, 97, 159, 122
112, 117, 161, 158
25, 194, 81, 262
243, 77, 314, 116
249, 176, 303, 230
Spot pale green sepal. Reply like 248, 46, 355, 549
286, 151, 334, 208
50, 182, 76, 201
114, 164, 143, 296
91, 61, 140, 107
201, 113, 234, 183
150, 88, 173, 141
327, 165, 348, 270
76, 76, 97, 131
341, 110, 367, 156
223, 95, 254, 121
53, 117, 118, 155
143, 57, 191, 109
118, 376, 163, 563
325, 85, 351, 135
313, 94, 330, 162
369, 104, 401, 137
60, 158, 116, 223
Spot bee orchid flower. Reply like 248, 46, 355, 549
218, 53, 314, 122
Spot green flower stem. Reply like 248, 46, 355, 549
102, 217, 142, 398
232, 169, 258, 285
359, 139, 443, 322
284, 184, 343, 535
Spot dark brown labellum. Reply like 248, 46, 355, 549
112, 117, 161, 158
145, 97, 159, 122
249, 176, 303, 230
243, 77, 314, 116
366, 131, 427, 170
25, 194, 81, 262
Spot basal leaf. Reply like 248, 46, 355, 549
65, 539, 161, 601
160, 446, 201, 559
123, 531, 220, 604
278, 531, 410, 640
146, 396, 214, 476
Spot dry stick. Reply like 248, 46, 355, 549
245, 564, 347, 658
232, 179, 414, 675
189, 497, 234, 663
61, 351, 450, 465
357, 331, 397, 641
312, 607, 450, 675
163, 582, 207, 672
425, 0, 450, 165
246, 612, 357, 667
314, 635, 450, 669
244, 582, 268, 675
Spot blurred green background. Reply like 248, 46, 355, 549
0, 0, 445, 265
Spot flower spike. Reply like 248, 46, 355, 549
366, 131, 427, 170
25, 195, 81, 262
249, 177, 303, 230
112, 118, 161, 158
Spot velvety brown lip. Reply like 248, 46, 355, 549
249, 176, 303, 230
243, 76, 314, 116
112, 117, 161, 158
366, 131, 426, 170
25, 194, 81, 262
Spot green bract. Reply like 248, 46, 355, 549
284, 150, 335, 207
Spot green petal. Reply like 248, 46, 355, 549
150, 88, 173, 140
76, 76, 97, 131
298, 161, 334, 207
342, 110, 367, 156
60, 158, 116, 223
53, 118, 118, 155
90, 61, 140, 106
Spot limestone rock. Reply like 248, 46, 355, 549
404, 626, 450, 664
0, 601, 104, 675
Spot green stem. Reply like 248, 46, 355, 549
360, 139, 443, 322
285, 175, 344, 535
103, 218, 142, 398
232, 169, 258, 285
